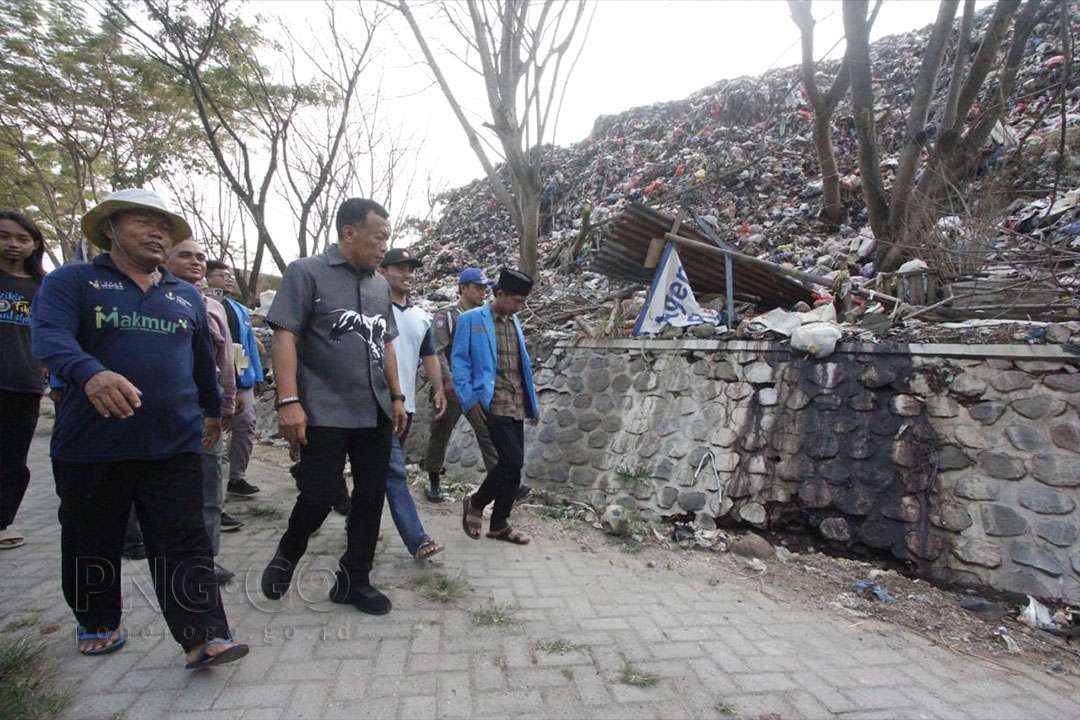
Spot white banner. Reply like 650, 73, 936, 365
633, 243, 719, 335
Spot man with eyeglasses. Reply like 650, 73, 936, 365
206, 261, 265, 511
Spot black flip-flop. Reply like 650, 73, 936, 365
185, 639, 249, 670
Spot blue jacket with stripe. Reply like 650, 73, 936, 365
450, 304, 538, 419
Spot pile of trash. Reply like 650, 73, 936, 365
407, 6, 1080, 348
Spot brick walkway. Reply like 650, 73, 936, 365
3, 428, 1079, 720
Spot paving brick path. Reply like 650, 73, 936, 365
3, 428, 1079, 720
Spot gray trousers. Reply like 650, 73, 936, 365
202, 438, 224, 555
228, 387, 257, 483
424, 391, 498, 474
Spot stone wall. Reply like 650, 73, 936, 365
405, 339, 1080, 603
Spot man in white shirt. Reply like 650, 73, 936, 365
379, 249, 447, 559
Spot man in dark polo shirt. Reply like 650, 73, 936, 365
32, 188, 246, 668
262, 198, 408, 615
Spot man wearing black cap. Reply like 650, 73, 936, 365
452, 268, 539, 545
378, 248, 446, 560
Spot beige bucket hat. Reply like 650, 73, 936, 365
81, 188, 192, 250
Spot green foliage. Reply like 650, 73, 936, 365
470, 603, 520, 628
619, 660, 659, 688
0, 0, 204, 260
614, 464, 650, 492
411, 573, 471, 604
535, 639, 582, 655
0, 633, 72, 720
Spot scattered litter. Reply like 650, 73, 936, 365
791, 322, 843, 359
993, 626, 1022, 654
671, 523, 695, 544
854, 580, 897, 604
1018, 595, 1060, 631
744, 558, 768, 574
959, 596, 1009, 623
403, 5, 1080, 347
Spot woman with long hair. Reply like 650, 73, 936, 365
0, 209, 49, 549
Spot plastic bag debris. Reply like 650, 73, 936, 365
749, 307, 802, 336
854, 580, 896, 604
671, 523, 695, 543
992, 626, 1021, 654
791, 322, 843, 359
744, 558, 768, 574
1018, 595, 1060, 631
897, 259, 929, 274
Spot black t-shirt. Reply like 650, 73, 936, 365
0, 269, 46, 393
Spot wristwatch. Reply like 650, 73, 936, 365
390, 393, 406, 403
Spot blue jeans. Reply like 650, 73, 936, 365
386, 436, 429, 555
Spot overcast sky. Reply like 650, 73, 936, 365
225, 0, 980, 262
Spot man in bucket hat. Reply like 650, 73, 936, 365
31, 188, 248, 668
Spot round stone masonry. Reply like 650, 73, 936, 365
1018, 487, 1076, 515
514, 342, 1080, 604
1029, 454, 1080, 487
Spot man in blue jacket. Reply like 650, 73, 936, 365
205, 260, 265, 499
453, 268, 539, 545
31, 188, 247, 669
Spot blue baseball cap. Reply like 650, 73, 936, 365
458, 268, 493, 286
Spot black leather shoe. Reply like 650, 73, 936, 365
220, 512, 243, 532
260, 554, 295, 600
213, 564, 235, 585
516, 484, 532, 502
330, 576, 392, 615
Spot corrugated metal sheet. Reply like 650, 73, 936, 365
591, 204, 813, 308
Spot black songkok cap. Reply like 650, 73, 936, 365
494, 268, 534, 296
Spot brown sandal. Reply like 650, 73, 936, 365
462, 495, 482, 539
486, 527, 530, 545
415, 540, 444, 560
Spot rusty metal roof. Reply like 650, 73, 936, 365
591, 203, 813, 309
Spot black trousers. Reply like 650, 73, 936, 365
0, 390, 40, 530
52, 454, 229, 651
472, 415, 525, 531
279, 413, 392, 587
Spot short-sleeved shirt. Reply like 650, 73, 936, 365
267, 244, 398, 429
489, 313, 525, 420
391, 301, 435, 414
431, 302, 465, 383
0, 269, 46, 394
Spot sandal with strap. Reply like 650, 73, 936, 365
76, 626, 126, 656
461, 494, 482, 540
185, 638, 249, 670
414, 539, 445, 561
486, 527, 530, 545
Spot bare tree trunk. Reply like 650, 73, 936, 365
389, 0, 590, 281
887, 1, 959, 242
519, 181, 541, 277
843, 1, 890, 243
941, 0, 976, 131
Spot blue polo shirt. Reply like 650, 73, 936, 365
32, 254, 221, 462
